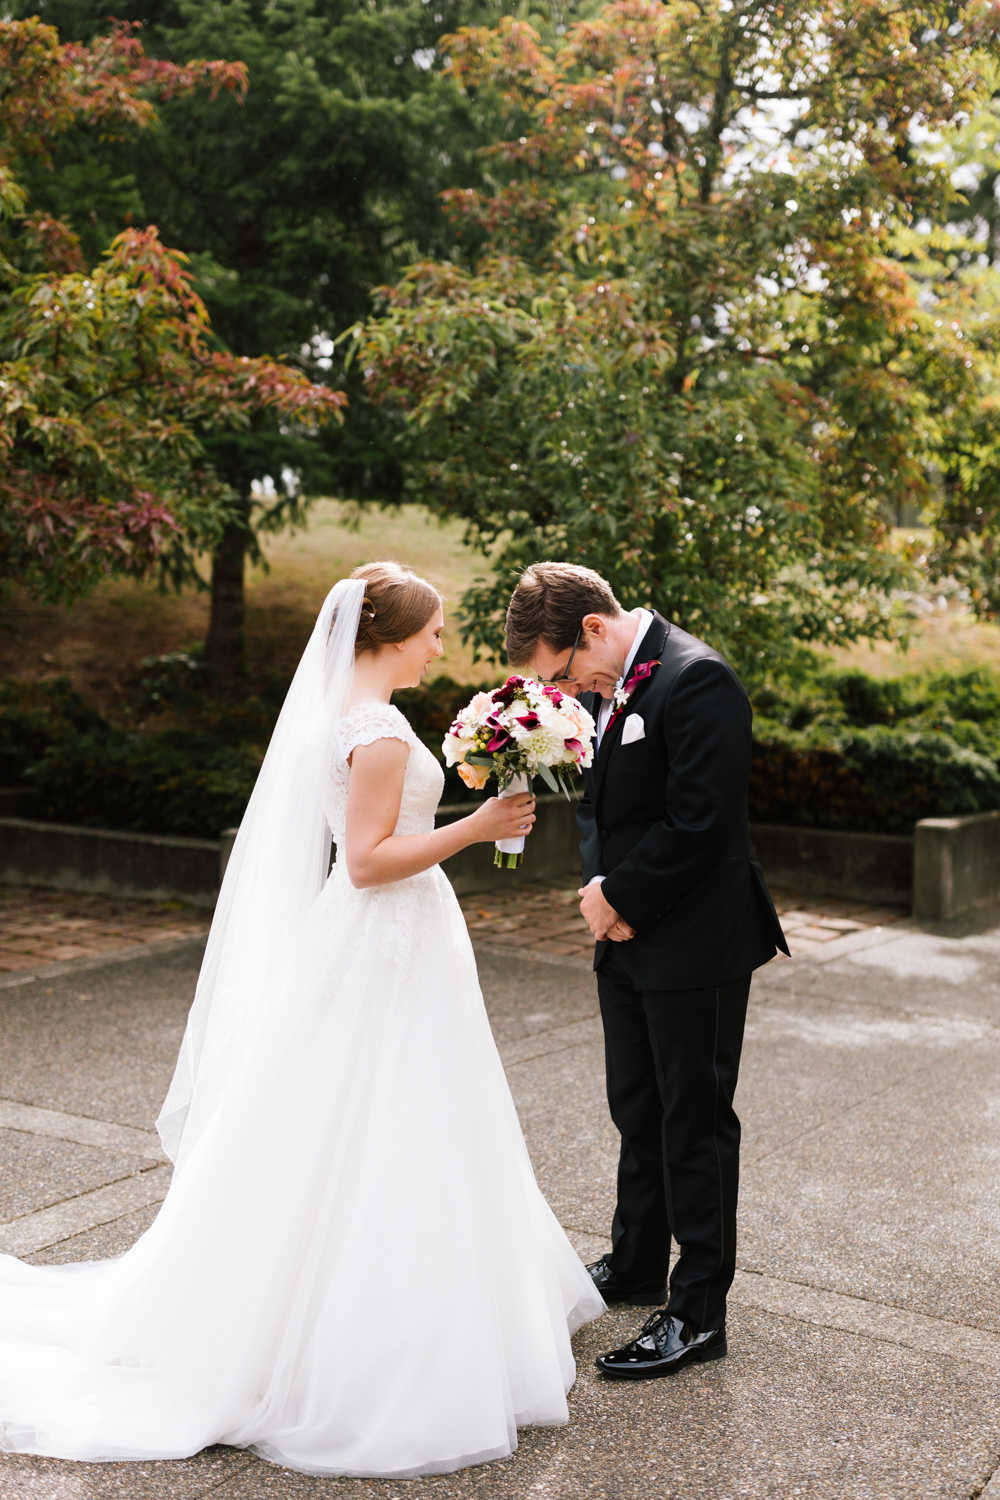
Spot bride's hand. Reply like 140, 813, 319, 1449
471, 793, 536, 843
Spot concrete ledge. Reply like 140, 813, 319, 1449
219, 796, 583, 897
435, 793, 582, 894
220, 827, 237, 883
913, 810, 1000, 922
0, 818, 220, 908
749, 822, 914, 906
10, 805, 1000, 925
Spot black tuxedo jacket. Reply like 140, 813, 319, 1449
577, 613, 789, 990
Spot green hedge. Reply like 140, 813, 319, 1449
748, 666, 1000, 833
0, 678, 105, 790
8, 667, 1000, 840
752, 666, 1000, 749
749, 720, 1000, 834
23, 730, 263, 839
3, 675, 487, 838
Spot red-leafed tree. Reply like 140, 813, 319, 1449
0, 19, 345, 678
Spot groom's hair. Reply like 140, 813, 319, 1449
505, 562, 620, 667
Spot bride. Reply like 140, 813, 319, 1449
0, 561, 604, 1478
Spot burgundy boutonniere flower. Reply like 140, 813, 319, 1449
606, 659, 660, 731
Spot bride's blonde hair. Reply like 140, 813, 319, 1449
350, 561, 442, 656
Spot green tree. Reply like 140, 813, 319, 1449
883, 70, 1000, 621
939, 57, 1000, 265
14, 0, 596, 678
356, 0, 997, 674
903, 224, 1000, 618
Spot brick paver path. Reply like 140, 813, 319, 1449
0, 879, 906, 981
459, 883, 906, 959
0, 888, 209, 974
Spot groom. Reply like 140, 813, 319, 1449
505, 562, 788, 1379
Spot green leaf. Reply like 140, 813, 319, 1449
536, 762, 559, 794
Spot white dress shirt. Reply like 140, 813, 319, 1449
595, 608, 654, 747
588, 609, 654, 893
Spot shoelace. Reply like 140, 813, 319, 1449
634, 1310, 673, 1350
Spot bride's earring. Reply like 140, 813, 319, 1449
396, 643, 406, 651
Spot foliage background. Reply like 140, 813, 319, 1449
356, 0, 1000, 679
7, 0, 607, 677
7, 0, 1000, 842
0, 15, 345, 622
6, 665, 1000, 837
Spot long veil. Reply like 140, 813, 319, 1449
156, 577, 365, 1165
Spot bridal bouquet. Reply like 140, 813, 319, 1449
443, 677, 596, 868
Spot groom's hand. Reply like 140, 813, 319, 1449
578, 880, 635, 942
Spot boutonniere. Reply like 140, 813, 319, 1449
607, 659, 660, 730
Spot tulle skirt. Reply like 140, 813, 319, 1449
0, 862, 604, 1476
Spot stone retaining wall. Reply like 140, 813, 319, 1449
219, 796, 584, 895
0, 819, 220, 909
434, 795, 581, 893
912, 810, 1000, 921
748, 823, 914, 907
7, 805, 1000, 923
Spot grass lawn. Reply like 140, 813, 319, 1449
2, 505, 998, 722
830, 607, 1000, 679
0, 503, 500, 720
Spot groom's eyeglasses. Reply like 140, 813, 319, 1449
543, 624, 582, 685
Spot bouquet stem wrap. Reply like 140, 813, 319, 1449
495, 773, 529, 869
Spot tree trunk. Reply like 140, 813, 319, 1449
205, 507, 250, 686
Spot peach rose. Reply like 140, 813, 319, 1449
458, 761, 492, 791
560, 700, 592, 738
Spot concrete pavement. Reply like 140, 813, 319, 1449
1, 911, 1000, 1497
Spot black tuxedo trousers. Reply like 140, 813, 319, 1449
597, 945, 749, 1333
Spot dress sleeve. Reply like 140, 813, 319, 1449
338, 704, 415, 761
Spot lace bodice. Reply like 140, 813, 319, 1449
325, 702, 445, 846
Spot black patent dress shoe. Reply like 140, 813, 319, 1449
595, 1311, 727, 1379
586, 1255, 667, 1307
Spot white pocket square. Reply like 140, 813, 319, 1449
621, 713, 646, 745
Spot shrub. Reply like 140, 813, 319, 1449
15, 675, 492, 837
750, 718, 1000, 834
24, 730, 263, 839
138, 650, 210, 715
11, 665, 1000, 841
0, 678, 106, 790
753, 665, 1000, 742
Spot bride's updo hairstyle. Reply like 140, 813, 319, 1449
350, 560, 442, 656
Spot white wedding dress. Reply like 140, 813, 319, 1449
0, 700, 604, 1478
